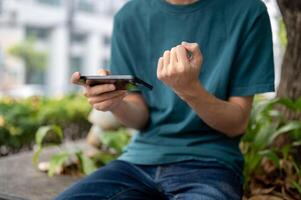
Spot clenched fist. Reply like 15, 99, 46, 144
157, 42, 203, 96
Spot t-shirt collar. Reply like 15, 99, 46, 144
156, 0, 208, 13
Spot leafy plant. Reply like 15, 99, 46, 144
242, 96, 301, 198
99, 129, 132, 154
32, 125, 63, 166
0, 95, 91, 156
32, 124, 97, 177
48, 152, 70, 177
32, 125, 131, 177
75, 151, 98, 175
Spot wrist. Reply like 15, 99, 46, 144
110, 99, 127, 114
176, 80, 205, 100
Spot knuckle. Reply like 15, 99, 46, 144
85, 90, 92, 96
93, 104, 100, 110
170, 70, 177, 76
164, 50, 170, 55
192, 43, 199, 49
157, 71, 162, 79
166, 70, 172, 78
94, 102, 106, 111
88, 98, 94, 105
178, 67, 185, 73
157, 71, 161, 79
102, 101, 112, 110
159, 71, 166, 80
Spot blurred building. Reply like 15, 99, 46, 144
0, 0, 283, 97
0, 0, 127, 96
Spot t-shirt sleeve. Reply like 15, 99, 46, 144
109, 15, 135, 76
229, 10, 275, 97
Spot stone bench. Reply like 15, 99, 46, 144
0, 140, 91, 200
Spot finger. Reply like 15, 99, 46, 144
181, 41, 202, 64
88, 90, 126, 104
97, 69, 110, 76
70, 72, 81, 84
170, 47, 178, 65
176, 45, 189, 64
157, 57, 164, 79
86, 84, 116, 96
181, 41, 201, 56
163, 50, 170, 68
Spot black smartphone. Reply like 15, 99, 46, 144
79, 75, 153, 90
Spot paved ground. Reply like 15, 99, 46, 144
0, 140, 90, 200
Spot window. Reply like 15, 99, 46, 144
71, 32, 86, 43
0, 0, 3, 15
36, 0, 61, 7
103, 35, 111, 46
69, 56, 83, 92
26, 26, 50, 41
77, 0, 95, 13
70, 56, 83, 73
26, 69, 45, 84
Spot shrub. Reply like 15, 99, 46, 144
241, 96, 301, 198
0, 95, 91, 156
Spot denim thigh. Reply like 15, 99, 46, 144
140, 160, 243, 200
54, 160, 165, 200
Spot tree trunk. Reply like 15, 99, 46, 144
276, 0, 301, 120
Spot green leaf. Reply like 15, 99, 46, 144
48, 152, 70, 177
32, 146, 42, 166
296, 97, 301, 110
254, 123, 278, 150
32, 125, 63, 167
277, 98, 297, 110
35, 125, 63, 146
99, 129, 131, 154
292, 162, 301, 177
275, 97, 301, 111
76, 151, 97, 175
259, 149, 280, 168
268, 121, 301, 145
93, 152, 117, 165
280, 145, 291, 160
293, 140, 301, 147
292, 181, 301, 195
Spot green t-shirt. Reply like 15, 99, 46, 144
110, 0, 275, 175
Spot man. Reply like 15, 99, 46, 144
55, 0, 274, 199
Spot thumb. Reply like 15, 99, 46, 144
97, 69, 110, 76
181, 41, 202, 64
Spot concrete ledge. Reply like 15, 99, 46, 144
0, 140, 91, 200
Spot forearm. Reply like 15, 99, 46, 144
179, 81, 251, 137
111, 94, 149, 130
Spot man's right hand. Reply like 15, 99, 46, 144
71, 69, 127, 112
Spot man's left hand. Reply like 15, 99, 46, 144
157, 42, 203, 96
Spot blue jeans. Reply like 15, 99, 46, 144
54, 160, 243, 200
